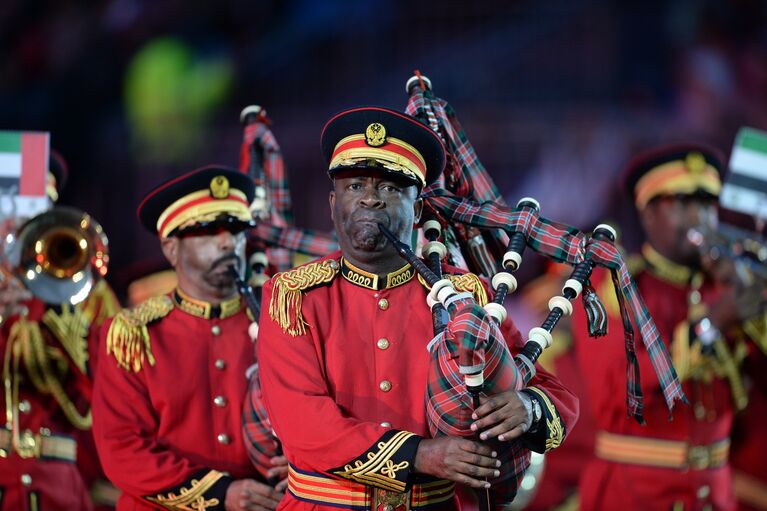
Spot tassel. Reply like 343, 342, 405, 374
581, 281, 608, 337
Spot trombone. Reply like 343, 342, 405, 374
2, 206, 109, 305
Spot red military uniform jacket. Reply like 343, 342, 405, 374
258, 252, 578, 511
92, 290, 260, 510
574, 246, 750, 511
730, 336, 767, 511
1, 279, 119, 511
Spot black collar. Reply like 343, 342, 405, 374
173, 288, 242, 319
340, 257, 414, 290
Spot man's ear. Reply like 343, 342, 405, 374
160, 236, 180, 267
328, 191, 336, 222
413, 197, 423, 225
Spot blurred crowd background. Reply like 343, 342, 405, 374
1, 0, 766, 302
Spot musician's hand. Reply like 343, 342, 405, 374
414, 437, 499, 489
266, 455, 289, 493
470, 391, 532, 442
0, 271, 32, 321
704, 256, 767, 330
225, 478, 283, 511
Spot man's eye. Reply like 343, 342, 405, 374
380, 184, 400, 193
348, 183, 363, 191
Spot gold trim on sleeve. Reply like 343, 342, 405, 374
527, 386, 564, 452
332, 431, 416, 492
146, 470, 225, 510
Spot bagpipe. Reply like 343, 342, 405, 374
396, 73, 686, 510
235, 105, 338, 482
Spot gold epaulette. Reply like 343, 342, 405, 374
106, 295, 173, 373
269, 259, 340, 337
417, 272, 489, 306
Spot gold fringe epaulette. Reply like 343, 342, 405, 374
417, 272, 489, 306
269, 259, 340, 337
106, 295, 173, 373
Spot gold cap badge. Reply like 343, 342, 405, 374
210, 176, 230, 199
365, 123, 387, 147
685, 152, 706, 174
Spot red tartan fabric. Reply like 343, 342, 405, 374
239, 110, 337, 272
420, 189, 686, 422
405, 83, 510, 277
427, 296, 528, 507
242, 369, 281, 480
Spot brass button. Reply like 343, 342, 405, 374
378, 298, 389, 310
217, 433, 230, 445
211, 325, 221, 336
379, 380, 392, 392
384, 505, 394, 511
215, 359, 226, 370
328, 260, 339, 270
0, 448, 7, 457
214, 396, 227, 407
18, 400, 31, 413
21, 473, 32, 486
697, 485, 711, 499
377, 338, 390, 350
380, 422, 392, 428
689, 290, 702, 305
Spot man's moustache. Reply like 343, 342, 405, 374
210, 253, 239, 271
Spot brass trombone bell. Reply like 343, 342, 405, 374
4, 206, 109, 305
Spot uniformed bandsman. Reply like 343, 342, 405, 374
92, 166, 284, 511
574, 143, 767, 511
255, 107, 579, 511
0, 151, 120, 511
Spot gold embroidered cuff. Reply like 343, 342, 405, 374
146, 469, 231, 510
522, 387, 565, 453
330, 430, 421, 493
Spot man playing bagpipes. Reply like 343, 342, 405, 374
385, 74, 686, 511
255, 106, 579, 511
574, 144, 767, 511
0, 150, 120, 511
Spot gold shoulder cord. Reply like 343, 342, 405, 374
269, 259, 340, 336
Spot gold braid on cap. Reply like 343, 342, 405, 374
106, 296, 173, 373
418, 272, 489, 306
269, 259, 340, 336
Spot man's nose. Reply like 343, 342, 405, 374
359, 187, 384, 208
216, 230, 236, 250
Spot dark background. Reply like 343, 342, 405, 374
2, 0, 766, 300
